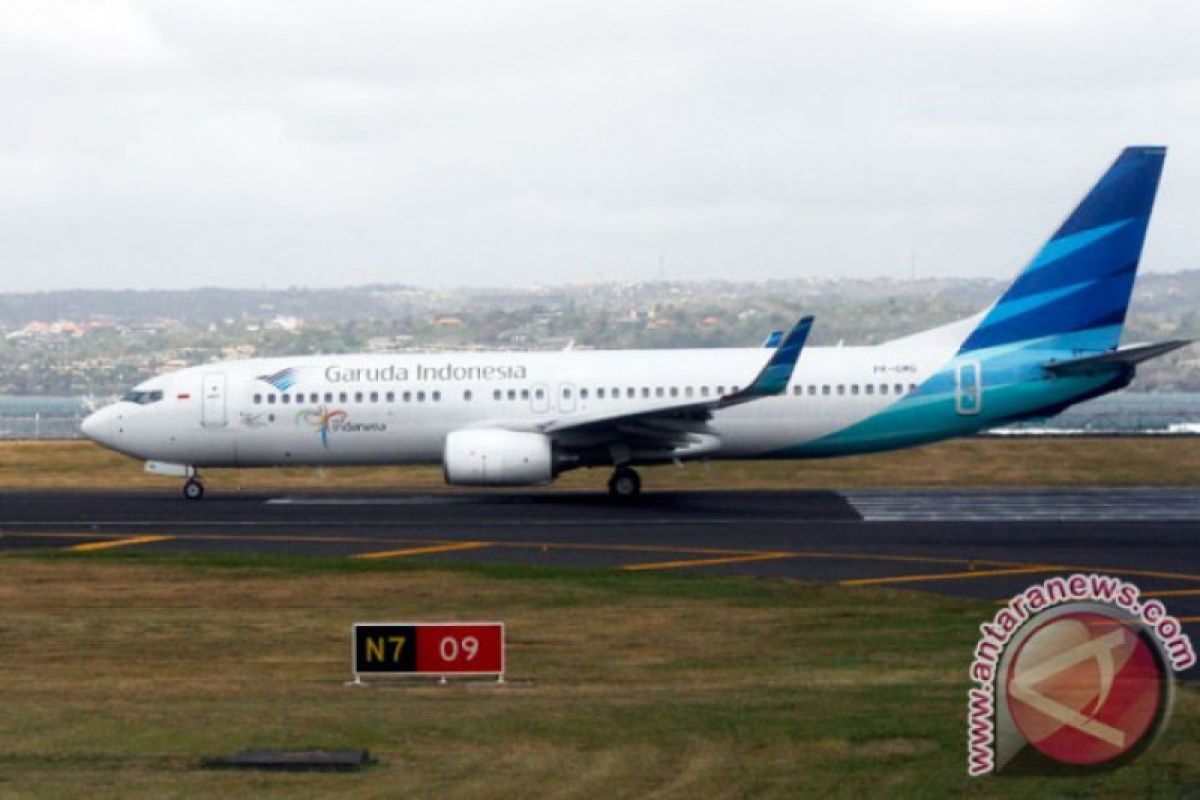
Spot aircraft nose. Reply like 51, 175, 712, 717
81, 405, 119, 448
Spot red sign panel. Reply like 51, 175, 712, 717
353, 622, 504, 677
415, 623, 504, 674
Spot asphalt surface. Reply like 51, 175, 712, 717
3, 487, 1199, 675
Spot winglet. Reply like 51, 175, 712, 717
723, 316, 814, 405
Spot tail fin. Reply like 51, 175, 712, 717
958, 146, 1166, 355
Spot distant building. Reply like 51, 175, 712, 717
267, 315, 302, 332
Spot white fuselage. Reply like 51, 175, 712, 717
81, 318, 969, 470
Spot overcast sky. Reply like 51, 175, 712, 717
1, 0, 1198, 291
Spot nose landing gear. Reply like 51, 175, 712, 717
607, 466, 641, 499
183, 476, 205, 501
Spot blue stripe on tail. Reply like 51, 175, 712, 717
959, 146, 1166, 355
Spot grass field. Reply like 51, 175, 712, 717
0, 553, 1196, 798
2, 436, 1200, 492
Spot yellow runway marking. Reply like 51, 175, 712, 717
20, 530, 1200, 588
68, 535, 173, 553
841, 565, 1059, 588
622, 552, 794, 572
351, 541, 490, 560
11, 530, 1020, 567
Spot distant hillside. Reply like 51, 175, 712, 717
1, 272, 1197, 395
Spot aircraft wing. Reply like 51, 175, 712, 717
1043, 339, 1192, 376
530, 316, 813, 457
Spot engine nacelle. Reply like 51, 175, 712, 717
443, 429, 555, 486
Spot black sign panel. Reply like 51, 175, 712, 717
354, 624, 417, 673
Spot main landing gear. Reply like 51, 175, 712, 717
607, 466, 642, 499
183, 475, 205, 501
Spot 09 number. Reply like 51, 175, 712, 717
439, 635, 480, 662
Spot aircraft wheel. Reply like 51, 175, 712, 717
608, 467, 641, 498
183, 478, 205, 501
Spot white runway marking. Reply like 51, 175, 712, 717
266, 496, 481, 506
845, 489, 1200, 521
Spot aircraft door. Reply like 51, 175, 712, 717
531, 383, 550, 414
557, 382, 577, 413
202, 373, 228, 427
955, 361, 981, 416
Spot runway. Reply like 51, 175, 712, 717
3, 487, 1199, 674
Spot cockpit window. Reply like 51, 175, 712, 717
122, 389, 163, 405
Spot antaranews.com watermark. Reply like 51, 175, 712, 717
968, 573, 1195, 775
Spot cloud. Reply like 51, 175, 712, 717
0, 0, 1197, 290
0, 0, 177, 68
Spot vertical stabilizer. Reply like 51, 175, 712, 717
958, 146, 1166, 355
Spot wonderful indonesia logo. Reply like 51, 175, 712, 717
967, 573, 1195, 775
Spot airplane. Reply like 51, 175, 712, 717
82, 146, 1190, 500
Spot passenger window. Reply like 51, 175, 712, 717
821, 385, 830, 396
281, 394, 291, 404
403, 391, 411, 402
701, 386, 709, 397
369, 391, 379, 403
339, 392, 348, 403
732, 386, 739, 393
851, 385, 859, 395
581, 388, 589, 399
837, 385, 845, 396
520, 389, 529, 400
808, 386, 816, 396
909, 383, 918, 394
612, 387, 620, 398
880, 384, 889, 395
433, 390, 441, 401
535, 388, 545, 399
494, 389, 502, 401
254, 394, 262, 404
641, 387, 649, 398
894, 383, 903, 395
386, 391, 395, 402
597, 388, 606, 399
669, 387, 678, 398
354, 392, 363, 403
627, 388, 635, 398
717, 386, 725, 395
464, 390, 472, 401
655, 387, 664, 398
324, 392, 333, 403
508, 389, 517, 401
792, 386, 801, 396
563, 388, 572, 399
685, 387, 693, 398
865, 385, 873, 395
417, 391, 426, 402
268, 394, 277, 404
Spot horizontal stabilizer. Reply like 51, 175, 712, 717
1043, 340, 1192, 376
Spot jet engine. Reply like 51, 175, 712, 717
443, 429, 555, 486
